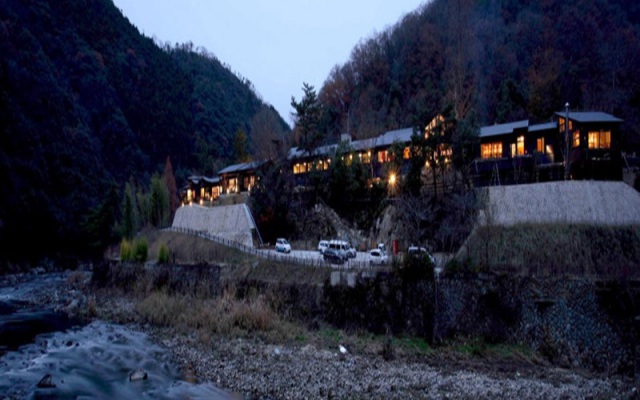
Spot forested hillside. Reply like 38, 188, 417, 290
317, 0, 640, 151
0, 0, 287, 263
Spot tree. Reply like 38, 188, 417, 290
81, 183, 120, 258
291, 83, 323, 155
163, 155, 179, 218
233, 128, 250, 163
404, 131, 428, 197
149, 174, 170, 228
250, 106, 287, 160
121, 180, 138, 240
444, 0, 476, 121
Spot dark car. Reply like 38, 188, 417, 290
323, 248, 347, 264
407, 246, 435, 265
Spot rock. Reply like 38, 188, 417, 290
129, 368, 148, 381
37, 374, 56, 388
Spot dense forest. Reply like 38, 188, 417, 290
315, 0, 640, 152
0, 0, 288, 264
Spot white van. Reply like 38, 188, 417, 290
318, 240, 329, 253
324, 240, 349, 262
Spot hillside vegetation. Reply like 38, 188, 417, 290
0, 0, 288, 263
316, 0, 640, 151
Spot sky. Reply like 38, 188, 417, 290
111, 0, 426, 127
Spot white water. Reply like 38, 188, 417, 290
0, 320, 233, 399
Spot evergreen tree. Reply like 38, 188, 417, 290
163, 155, 179, 217
291, 83, 323, 155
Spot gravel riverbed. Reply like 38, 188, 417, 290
2, 269, 637, 399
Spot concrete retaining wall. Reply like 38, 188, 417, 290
481, 181, 640, 226
171, 204, 256, 247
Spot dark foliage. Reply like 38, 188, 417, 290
0, 0, 287, 263
317, 0, 640, 155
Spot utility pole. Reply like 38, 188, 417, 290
564, 103, 570, 180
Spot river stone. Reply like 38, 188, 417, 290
37, 373, 56, 388
129, 368, 148, 381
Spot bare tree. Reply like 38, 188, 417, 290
250, 106, 286, 161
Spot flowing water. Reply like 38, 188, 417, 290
0, 274, 235, 399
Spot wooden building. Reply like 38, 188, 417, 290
556, 111, 624, 181
473, 111, 624, 186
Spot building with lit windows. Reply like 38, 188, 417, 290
181, 110, 625, 205
473, 111, 623, 186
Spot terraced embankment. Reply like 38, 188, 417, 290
480, 181, 640, 226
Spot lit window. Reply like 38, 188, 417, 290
378, 150, 388, 163
537, 137, 545, 153
558, 118, 565, 133
481, 142, 502, 159
516, 136, 525, 156
588, 130, 611, 149
403, 147, 411, 159
573, 131, 580, 148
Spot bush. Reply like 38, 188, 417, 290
120, 239, 132, 261
157, 242, 170, 264
133, 238, 148, 263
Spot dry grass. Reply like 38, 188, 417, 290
134, 285, 303, 343
460, 223, 640, 277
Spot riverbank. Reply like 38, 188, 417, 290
1, 268, 636, 399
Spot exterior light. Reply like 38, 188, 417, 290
389, 173, 397, 186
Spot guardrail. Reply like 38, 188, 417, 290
164, 227, 390, 271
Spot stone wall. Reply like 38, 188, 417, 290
321, 271, 638, 375
432, 276, 637, 374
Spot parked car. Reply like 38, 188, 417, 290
346, 245, 357, 258
323, 248, 346, 264
369, 249, 388, 265
407, 246, 435, 265
318, 240, 329, 253
275, 238, 291, 253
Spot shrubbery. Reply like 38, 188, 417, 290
120, 239, 132, 261
120, 237, 148, 263
157, 242, 170, 264
133, 238, 148, 263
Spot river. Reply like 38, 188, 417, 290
0, 272, 235, 399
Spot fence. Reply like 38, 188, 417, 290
165, 227, 390, 271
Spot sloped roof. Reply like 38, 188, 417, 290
554, 111, 623, 123
187, 175, 220, 184
287, 127, 415, 161
479, 120, 529, 138
218, 160, 265, 175
375, 127, 414, 147
529, 121, 557, 132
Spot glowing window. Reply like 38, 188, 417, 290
573, 131, 580, 148
481, 142, 502, 159
537, 137, 545, 153
588, 130, 611, 149
516, 136, 525, 156
378, 150, 389, 163
403, 147, 411, 159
